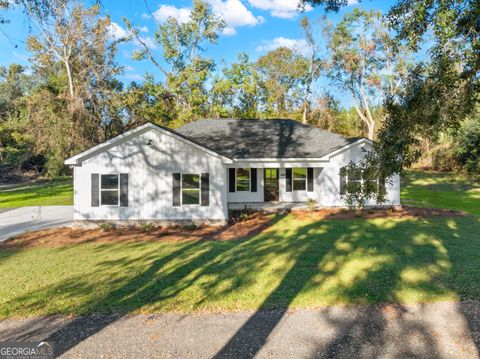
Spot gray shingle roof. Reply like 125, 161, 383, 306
175, 119, 360, 159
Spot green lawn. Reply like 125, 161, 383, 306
0, 170, 479, 317
0, 178, 73, 208
1, 214, 479, 317
402, 170, 480, 215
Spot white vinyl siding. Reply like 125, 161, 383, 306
73, 129, 228, 221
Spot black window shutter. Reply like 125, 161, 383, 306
172, 173, 181, 206
251, 168, 257, 192
229, 168, 236, 192
201, 173, 209, 206
307, 167, 314, 192
91, 173, 99, 207
286, 168, 292, 192
340, 167, 347, 195
120, 173, 129, 207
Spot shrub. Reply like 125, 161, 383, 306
182, 223, 198, 231
431, 144, 459, 172
141, 222, 156, 232
306, 198, 317, 212
455, 117, 480, 175
99, 223, 115, 232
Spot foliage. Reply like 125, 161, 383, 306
256, 47, 310, 118
454, 115, 480, 174
128, 0, 225, 123
22, 0, 124, 175
211, 53, 262, 118
99, 223, 115, 232
0, 65, 35, 168
327, 8, 410, 139
141, 222, 156, 233
306, 198, 317, 212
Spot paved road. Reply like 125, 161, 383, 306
0, 206, 73, 242
0, 301, 478, 358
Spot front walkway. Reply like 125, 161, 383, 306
0, 301, 478, 358
0, 206, 73, 242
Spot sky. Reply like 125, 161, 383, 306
0, 0, 399, 107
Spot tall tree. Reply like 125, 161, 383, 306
299, 16, 323, 123
0, 64, 34, 166
211, 53, 261, 118
25, 0, 124, 174
256, 47, 310, 118
127, 0, 225, 123
326, 8, 409, 140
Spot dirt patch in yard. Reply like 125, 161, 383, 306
0, 213, 275, 249
292, 205, 468, 221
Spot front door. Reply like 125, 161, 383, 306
264, 168, 279, 202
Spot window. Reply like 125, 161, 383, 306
182, 174, 200, 205
346, 168, 362, 193
292, 168, 307, 191
342, 167, 384, 194
236, 168, 250, 191
100, 174, 119, 205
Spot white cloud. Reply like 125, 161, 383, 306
248, 0, 311, 19
141, 12, 151, 19
124, 65, 135, 72
140, 26, 149, 33
153, 1, 263, 35
256, 36, 310, 55
209, 0, 264, 29
222, 27, 237, 36
108, 22, 128, 40
347, 0, 359, 4
153, 5, 192, 23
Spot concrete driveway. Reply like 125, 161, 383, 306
0, 206, 73, 242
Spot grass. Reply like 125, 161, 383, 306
0, 170, 479, 317
402, 170, 480, 215
0, 214, 479, 317
0, 177, 73, 208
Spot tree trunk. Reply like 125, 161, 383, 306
367, 121, 375, 140
353, 101, 376, 140
63, 58, 74, 98
302, 105, 308, 124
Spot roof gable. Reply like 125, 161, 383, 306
65, 123, 232, 166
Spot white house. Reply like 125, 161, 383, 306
65, 119, 400, 225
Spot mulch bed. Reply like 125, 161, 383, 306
1, 206, 466, 249
0, 213, 274, 249
291, 205, 467, 221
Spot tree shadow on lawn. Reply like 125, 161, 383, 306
1, 214, 479, 357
